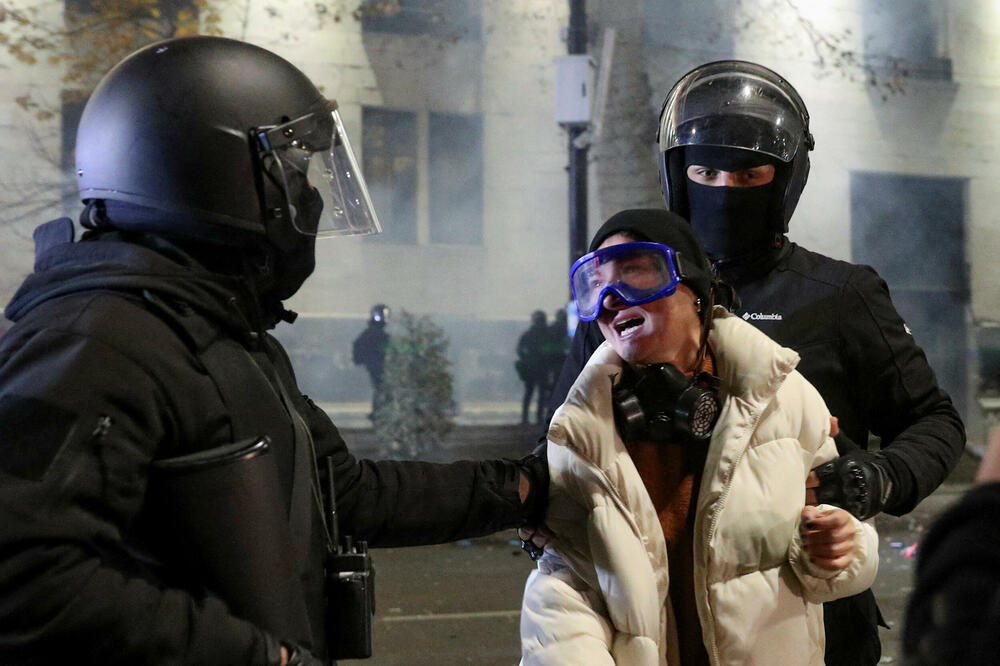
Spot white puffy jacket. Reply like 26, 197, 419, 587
520, 309, 879, 666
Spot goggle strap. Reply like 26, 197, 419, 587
673, 251, 693, 281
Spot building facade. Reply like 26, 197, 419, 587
1, 0, 999, 439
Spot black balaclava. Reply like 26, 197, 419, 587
262, 184, 322, 302
682, 145, 784, 266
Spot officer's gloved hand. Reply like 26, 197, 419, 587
809, 446, 894, 521
283, 644, 325, 666
265, 634, 324, 666
517, 439, 550, 560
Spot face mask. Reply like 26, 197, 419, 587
687, 181, 777, 262
612, 362, 721, 444
263, 185, 322, 301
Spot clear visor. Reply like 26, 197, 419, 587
260, 104, 382, 237
658, 66, 809, 163
570, 242, 682, 322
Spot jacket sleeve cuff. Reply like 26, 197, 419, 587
789, 505, 880, 600
789, 527, 839, 581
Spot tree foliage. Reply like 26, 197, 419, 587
1, 0, 222, 96
372, 310, 456, 459
726, 0, 911, 98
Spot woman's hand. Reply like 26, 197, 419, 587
800, 505, 857, 572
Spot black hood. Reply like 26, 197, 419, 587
4, 218, 278, 336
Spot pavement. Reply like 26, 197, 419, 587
336, 424, 980, 665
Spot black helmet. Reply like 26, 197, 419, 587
531, 310, 547, 327
75, 36, 380, 250
370, 304, 390, 324
656, 60, 815, 232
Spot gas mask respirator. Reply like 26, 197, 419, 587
612, 362, 721, 445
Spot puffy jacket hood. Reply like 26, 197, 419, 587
5, 218, 263, 336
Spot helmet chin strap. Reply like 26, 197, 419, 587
80, 200, 113, 230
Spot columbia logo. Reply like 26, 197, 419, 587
742, 312, 784, 321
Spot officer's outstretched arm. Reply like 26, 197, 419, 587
308, 400, 548, 547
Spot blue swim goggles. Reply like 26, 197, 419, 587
570, 242, 686, 322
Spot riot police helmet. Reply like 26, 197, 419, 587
657, 60, 814, 233
75, 36, 381, 254
370, 304, 390, 325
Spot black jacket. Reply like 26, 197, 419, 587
0, 223, 528, 665
551, 241, 965, 516
352, 322, 389, 385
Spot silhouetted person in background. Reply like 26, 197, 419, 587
517, 310, 549, 425
353, 303, 390, 417
541, 308, 570, 423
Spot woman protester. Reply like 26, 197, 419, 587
519, 209, 878, 665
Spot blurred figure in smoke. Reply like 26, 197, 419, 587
541, 309, 570, 423
517, 310, 550, 425
546, 60, 965, 665
353, 303, 390, 417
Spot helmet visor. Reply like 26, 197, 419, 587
570, 242, 682, 322
260, 103, 382, 237
658, 63, 809, 163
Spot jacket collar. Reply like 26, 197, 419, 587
549, 307, 799, 472
4, 222, 263, 338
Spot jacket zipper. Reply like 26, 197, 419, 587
701, 404, 763, 666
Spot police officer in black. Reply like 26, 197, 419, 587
0, 36, 546, 665
516, 310, 550, 425
353, 303, 390, 417
548, 60, 965, 665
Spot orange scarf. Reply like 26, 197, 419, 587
625, 351, 715, 665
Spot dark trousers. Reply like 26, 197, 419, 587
521, 378, 547, 425
823, 590, 883, 665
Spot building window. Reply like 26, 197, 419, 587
362, 107, 418, 244
850, 170, 967, 414
357, 0, 481, 40
429, 112, 482, 245
858, 0, 951, 80
362, 106, 483, 246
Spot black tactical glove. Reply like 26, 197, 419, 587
811, 448, 894, 521
264, 634, 325, 666
518, 438, 549, 560
284, 644, 325, 666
